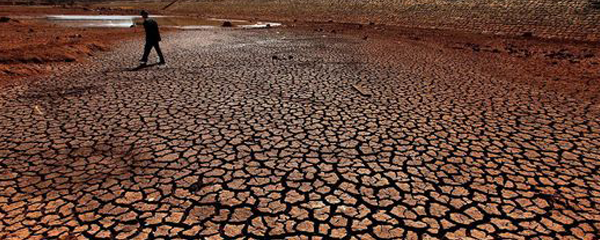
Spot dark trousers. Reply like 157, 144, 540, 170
141, 41, 164, 63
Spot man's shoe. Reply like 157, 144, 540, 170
158, 61, 166, 65
139, 61, 147, 66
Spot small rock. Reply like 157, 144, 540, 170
0, 17, 10, 23
222, 21, 233, 27
28, 28, 34, 33
188, 184, 199, 192
31, 57, 42, 64
272, 56, 279, 60
368, 22, 375, 25
522, 32, 533, 38
327, 19, 334, 23
288, 55, 293, 60
266, 24, 271, 28
330, 30, 336, 34
352, 83, 372, 97
362, 36, 368, 40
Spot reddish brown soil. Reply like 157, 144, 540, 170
0, 6, 148, 84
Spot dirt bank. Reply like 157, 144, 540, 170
0, 6, 147, 84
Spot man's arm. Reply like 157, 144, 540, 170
152, 20, 161, 41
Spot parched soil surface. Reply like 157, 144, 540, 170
1, 27, 599, 239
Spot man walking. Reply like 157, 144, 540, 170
140, 10, 165, 66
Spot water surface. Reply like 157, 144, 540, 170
43, 15, 280, 29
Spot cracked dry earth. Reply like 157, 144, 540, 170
1, 28, 600, 240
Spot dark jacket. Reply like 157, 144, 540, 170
143, 18, 161, 43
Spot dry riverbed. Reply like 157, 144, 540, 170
1, 23, 600, 240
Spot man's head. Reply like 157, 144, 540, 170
141, 10, 149, 19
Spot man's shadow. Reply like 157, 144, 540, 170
126, 63, 160, 71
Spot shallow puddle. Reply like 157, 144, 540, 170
41, 15, 280, 29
